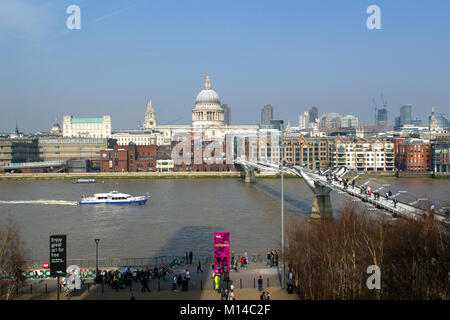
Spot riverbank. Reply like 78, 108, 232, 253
0, 171, 306, 181
3, 171, 449, 181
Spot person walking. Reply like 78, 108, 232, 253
197, 261, 203, 273
186, 252, 189, 264
141, 275, 150, 293
258, 276, 263, 291
172, 275, 178, 292
214, 274, 221, 292
189, 251, 193, 265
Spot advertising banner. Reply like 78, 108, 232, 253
213, 231, 230, 274
50, 234, 67, 277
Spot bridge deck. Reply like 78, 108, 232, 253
236, 159, 449, 224
305, 171, 449, 224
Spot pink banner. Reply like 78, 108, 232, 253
214, 231, 230, 274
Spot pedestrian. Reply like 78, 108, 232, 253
260, 291, 266, 300
229, 289, 235, 300
186, 252, 189, 264
266, 251, 271, 266
197, 261, 203, 273
266, 292, 271, 300
240, 256, 245, 268
222, 289, 229, 300
173, 275, 178, 292
214, 274, 221, 292
258, 276, 263, 291
185, 269, 190, 283
189, 251, 193, 265
141, 275, 150, 293
275, 251, 279, 266
177, 274, 183, 289
182, 277, 189, 291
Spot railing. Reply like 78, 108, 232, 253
23, 254, 266, 270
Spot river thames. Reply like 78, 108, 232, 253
0, 177, 448, 262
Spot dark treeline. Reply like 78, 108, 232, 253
286, 205, 450, 299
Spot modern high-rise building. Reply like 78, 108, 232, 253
261, 105, 273, 125
308, 107, 318, 124
222, 104, 231, 125
319, 113, 342, 129
298, 111, 310, 129
342, 115, 359, 128
299, 107, 319, 129
377, 108, 388, 128
400, 105, 412, 126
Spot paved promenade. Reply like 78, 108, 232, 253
6, 262, 298, 300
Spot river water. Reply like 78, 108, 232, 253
0, 177, 448, 261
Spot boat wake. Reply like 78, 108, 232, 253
0, 200, 78, 206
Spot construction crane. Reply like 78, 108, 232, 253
380, 92, 387, 109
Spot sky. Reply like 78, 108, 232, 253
0, 0, 449, 133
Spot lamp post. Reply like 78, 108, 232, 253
279, 133, 285, 289
94, 238, 100, 279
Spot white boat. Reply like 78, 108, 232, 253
79, 191, 147, 205
74, 179, 96, 184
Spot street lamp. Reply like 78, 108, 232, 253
94, 238, 100, 278
279, 133, 285, 289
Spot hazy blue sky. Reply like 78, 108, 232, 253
1, 0, 449, 132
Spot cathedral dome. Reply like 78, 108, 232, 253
195, 72, 221, 106
196, 89, 220, 104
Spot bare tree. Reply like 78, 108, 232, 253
0, 220, 26, 300
286, 203, 450, 300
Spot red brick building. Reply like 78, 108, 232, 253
394, 138, 432, 172
171, 135, 229, 172
100, 144, 158, 172
100, 140, 229, 172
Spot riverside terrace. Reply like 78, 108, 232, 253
1, 254, 297, 300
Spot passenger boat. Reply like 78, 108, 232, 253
79, 191, 147, 205
74, 179, 96, 184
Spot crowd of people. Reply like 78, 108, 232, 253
172, 269, 191, 292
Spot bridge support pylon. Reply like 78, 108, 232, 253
244, 167, 256, 183
311, 193, 333, 219
292, 166, 333, 219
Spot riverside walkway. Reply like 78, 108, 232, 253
5, 262, 297, 300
